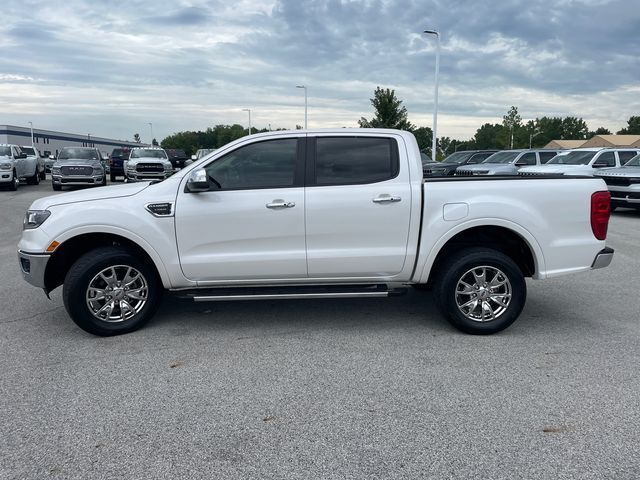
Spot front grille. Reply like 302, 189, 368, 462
519, 171, 545, 176
455, 170, 474, 176
136, 163, 164, 173
61, 166, 93, 176
601, 177, 631, 187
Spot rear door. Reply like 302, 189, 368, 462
304, 135, 412, 279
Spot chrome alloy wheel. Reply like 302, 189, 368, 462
455, 266, 512, 322
86, 265, 149, 323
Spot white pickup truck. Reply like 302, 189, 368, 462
17, 129, 614, 336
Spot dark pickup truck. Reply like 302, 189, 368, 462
165, 149, 189, 170
109, 148, 130, 182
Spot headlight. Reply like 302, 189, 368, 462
0, 163, 11, 170
474, 170, 490, 175
628, 177, 640, 183
93, 166, 103, 174
51, 166, 61, 174
23, 210, 51, 230
164, 163, 173, 171
127, 163, 136, 170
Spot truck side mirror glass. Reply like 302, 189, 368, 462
49, 155, 55, 160
191, 155, 197, 160
185, 168, 210, 193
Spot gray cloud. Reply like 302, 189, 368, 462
0, 0, 638, 141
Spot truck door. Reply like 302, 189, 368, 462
175, 136, 307, 282
304, 135, 412, 279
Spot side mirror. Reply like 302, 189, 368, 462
185, 168, 210, 193
191, 155, 197, 160
49, 155, 55, 160
514, 161, 527, 167
184, 159, 193, 167
17, 153, 27, 159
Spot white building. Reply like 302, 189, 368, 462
0, 124, 145, 157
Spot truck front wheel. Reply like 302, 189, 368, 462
63, 247, 162, 336
433, 248, 526, 335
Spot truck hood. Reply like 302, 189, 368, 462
595, 166, 640, 177
519, 164, 594, 175
29, 182, 151, 210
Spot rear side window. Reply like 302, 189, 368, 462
539, 151, 557, 163
617, 151, 637, 164
314, 137, 398, 185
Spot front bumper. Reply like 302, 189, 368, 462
591, 247, 614, 270
52, 174, 104, 186
608, 186, 640, 207
18, 250, 50, 289
126, 171, 172, 182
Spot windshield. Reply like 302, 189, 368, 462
130, 149, 167, 159
482, 151, 520, 164
442, 151, 473, 164
547, 151, 597, 165
58, 148, 99, 160
623, 154, 640, 167
0, 146, 12, 156
21, 147, 35, 156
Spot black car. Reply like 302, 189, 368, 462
109, 148, 130, 182
423, 150, 498, 176
165, 149, 189, 170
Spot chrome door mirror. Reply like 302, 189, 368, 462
185, 168, 210, 192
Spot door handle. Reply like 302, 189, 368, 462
266, 201, 295, 209
372, 195, 401, 204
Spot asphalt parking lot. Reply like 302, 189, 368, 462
1, 178, 639, 479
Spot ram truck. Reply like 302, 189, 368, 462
17, 129, 614, 336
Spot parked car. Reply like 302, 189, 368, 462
18, 129, 614, 337
595, 153, 640, 210
109, 148, 130, 182
124, 147, 173, 182
51, 147, 106, 191
455, 149, 559, 176
165, 149, 189, 170
424, 150, 498, 176
20, 146, 47, 181
186, 148, 217, 167
0, 144, 28, 190
519, 148, 640, 176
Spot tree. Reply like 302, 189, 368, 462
412, 126, 433, 153
502, 106, 522, 149
473, 123, 506, 149
587, 127, 612, 139
358, 87, 414, 130
617, 116, 640, 134
133, 133, 141, 143
560, 116, 588, 139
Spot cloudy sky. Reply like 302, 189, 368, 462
1, 0, 639, 143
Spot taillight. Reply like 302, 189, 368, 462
591, 191, 611, 240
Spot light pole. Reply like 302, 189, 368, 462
148, 123, 153, 145
296, 85, 308, 129
87, 133, 91, 147
28, 121, 34, 146
529, 130, 542, 149
242, 109, 252, 135
424, 30, 440, 160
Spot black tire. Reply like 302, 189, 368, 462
9, 171, 18, 191
433, 247, 526, 335
63, 247, 162, 336
40, 168, 46, 180
101, 174, 107, 186
110, 172, 117, 182
610, 206, 617, 212
27, 167, 39, 185
52, 182, 61, 191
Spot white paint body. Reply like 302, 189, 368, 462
19, 129, 610, 290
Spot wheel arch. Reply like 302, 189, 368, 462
44, 229, 172, 294
417, 220, 545, 285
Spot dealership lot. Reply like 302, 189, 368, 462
1, 181, 639, 479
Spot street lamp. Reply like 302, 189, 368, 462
424, 29, 440, 161
28, 121, 34, 147
242, 108, 252, 135
87, 133, 91, 147
148, 122, 153, 145
296, 85, 308, 129
529, 130, 542, 149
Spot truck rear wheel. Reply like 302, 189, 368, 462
63, 247, 162, 336
433, 248, 526, 335
9, 171, 19, 191
27, 167, 39, 185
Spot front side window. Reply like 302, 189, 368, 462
204, 138, 298, 190
21, 147, 35, 156
314, 137, 397, 185
518, 152, 537, 165
595, 151, 615, 167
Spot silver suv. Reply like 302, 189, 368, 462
51, 147, 106, 191
595, 153, 640, 210
1, 144, 32, 191
455, 149, 559, 176
124, 147, 173, 182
